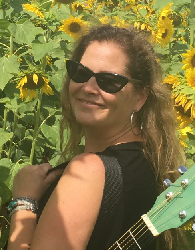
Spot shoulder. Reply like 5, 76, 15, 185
63, 153, 106, 181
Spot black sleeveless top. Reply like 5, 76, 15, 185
37, 142, 157, 250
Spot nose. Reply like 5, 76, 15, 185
82, 76, 99, 94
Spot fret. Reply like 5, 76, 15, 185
116, 241, 123, 250
128, 230, 142, 250
108, 218, 154, 250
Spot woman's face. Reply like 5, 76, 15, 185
69, 41, 147, 130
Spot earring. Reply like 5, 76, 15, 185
130, 111, 142, 136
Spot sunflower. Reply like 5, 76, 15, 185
185, 68, 195, 89
156, 18, 174, 47
59, 15, 89, 40
176, 111, 192, 129
23, 4, 44, 18
159, 3, 173, 19
179, 126, 193, 148
16, 74, 54, 101
99, 16, 111, 25
183, 220, 193, 231
112, 16, 129, 28
163, 74, 180, 88
182, 46, 195, 70
72, 2, 85, 12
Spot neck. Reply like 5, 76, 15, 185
84, 124, 142, 153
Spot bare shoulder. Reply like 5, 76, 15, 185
62, 152, 106, 181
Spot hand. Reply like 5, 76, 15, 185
12, 163, 63, 201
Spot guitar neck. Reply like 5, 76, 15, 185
108, 217, 155, 250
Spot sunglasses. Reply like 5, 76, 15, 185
66, 60, 142, 93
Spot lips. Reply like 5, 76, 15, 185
78, 98, 104, 107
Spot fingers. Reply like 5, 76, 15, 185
45, 168, 64, 184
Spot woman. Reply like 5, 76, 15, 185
7, 25, 185, 250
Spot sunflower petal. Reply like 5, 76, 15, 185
42, 82, 54, 95
33, 74, 39, 84
29, 90, 37, 101
20, 88, 29, 100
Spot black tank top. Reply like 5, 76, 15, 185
37, 142, 157, 250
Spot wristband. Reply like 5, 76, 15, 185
8, 196, 38, 218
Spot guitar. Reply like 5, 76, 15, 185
108, 165, 195, 250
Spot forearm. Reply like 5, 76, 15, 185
8, 210, 37, 250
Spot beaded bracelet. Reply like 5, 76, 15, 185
8, 196, 38, 218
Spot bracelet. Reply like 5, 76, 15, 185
8, 196, 38, 218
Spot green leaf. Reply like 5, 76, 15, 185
50, 4, 70, 21
9, 20, 44, 45
10, 0, 26, 13
0, 55, 20, 90
49, 70, 65, 92
32, 40, 60, 61
0, 19, 10, 30
0, 97, 11, 104
0, 129, 13, 147
41, 123, 59, 146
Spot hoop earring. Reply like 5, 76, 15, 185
130, 111, 142, 136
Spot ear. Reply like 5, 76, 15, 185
135, 87, 149, 112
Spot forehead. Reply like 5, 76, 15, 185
80, 41, 129, 75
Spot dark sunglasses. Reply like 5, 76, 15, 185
66, 60, 142, 93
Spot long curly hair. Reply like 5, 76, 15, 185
60, 25, 187, 250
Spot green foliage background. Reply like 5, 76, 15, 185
0, 0, 195, 248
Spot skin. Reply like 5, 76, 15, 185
8, 41, 148, 250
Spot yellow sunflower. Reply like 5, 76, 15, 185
179, 126, 193, 148
185, 68, 195, 89
16, 74, 54, 101
163, 74, 180, 88
183, 220, 193, 231
112, 16, 129, 28
99, 16, 111, 25
182, 46, 195, 70
59, 15, 89, 40
23, 4, 44, 18
72, 2, 85, 12
176, 111, 192, 129
159, 3, 173, 19
156, 18, 174, 47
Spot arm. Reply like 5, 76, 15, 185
8, 153, 105, 250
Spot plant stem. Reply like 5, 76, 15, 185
190, 0, 194, 45
7, 110, 18, 159
10, 34, 13, 56
69, 3, 72, 15
0, 42, 9, 49
123, 0, 126, 11
0, 108, 8, 160
29, 91, 43, 165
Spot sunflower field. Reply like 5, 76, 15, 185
1, 0, 195, 248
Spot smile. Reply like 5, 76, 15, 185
78, 98, 104, 107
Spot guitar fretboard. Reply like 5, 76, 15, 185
109, 218, 154, 250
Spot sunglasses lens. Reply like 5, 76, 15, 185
97, 74, 126, 93
66, 60, 91, 83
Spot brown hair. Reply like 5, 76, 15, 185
60, 25, 187, 250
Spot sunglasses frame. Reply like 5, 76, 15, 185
66, 60, 142, 93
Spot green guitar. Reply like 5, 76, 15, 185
108, 165, 195, 250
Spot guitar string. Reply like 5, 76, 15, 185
108, 193, 179, 250
108, 174, 195, 250
109, 197, 195, 250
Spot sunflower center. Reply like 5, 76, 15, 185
77, 4, 83, 11
23, 74, 45, 89
68, 22, 81, 33
191, 55, 195, 67
162, 29, 168, 38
